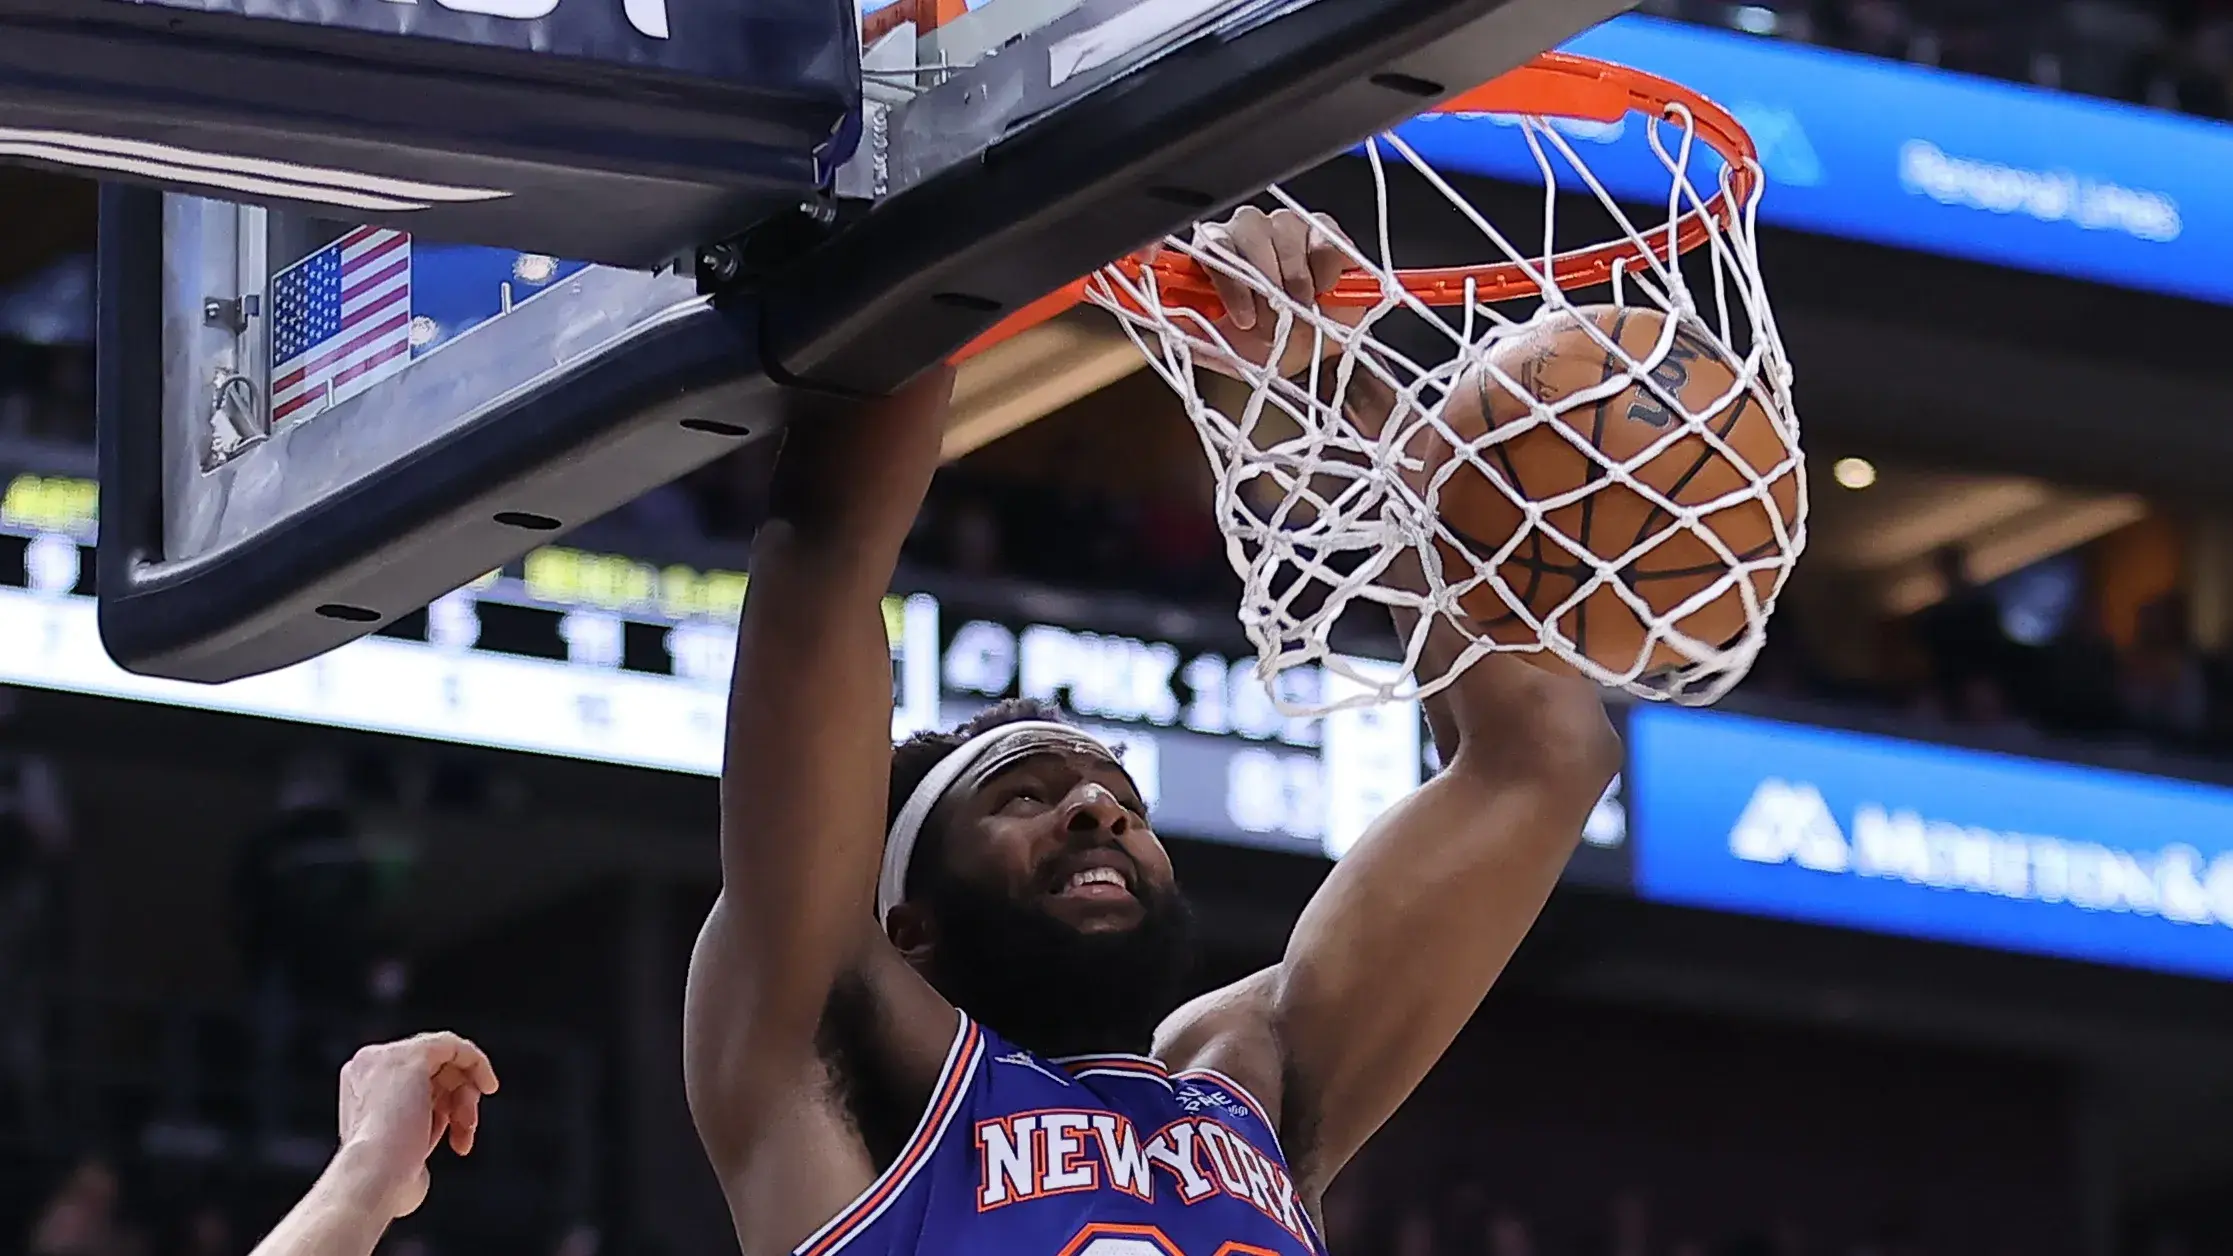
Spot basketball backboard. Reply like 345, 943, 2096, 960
81, 0, 1636, 683
0, 0, 857, 267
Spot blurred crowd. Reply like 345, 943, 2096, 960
1645, 0, 2233, 119
21, 1157, 241, 1256
13, 1153, 602, 1256
0, 254, 92, 448
1322, 1191, 2197, 1256
1744, 548, 2233, 762
22, 1150, 2151, 1256
0, 746, 593, 1256
1326, 1189, 1925, 1256
900, 473, 2233, 769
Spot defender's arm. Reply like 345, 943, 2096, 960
250, 1033, 499, 1256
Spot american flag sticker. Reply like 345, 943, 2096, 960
268, 226, 413, 428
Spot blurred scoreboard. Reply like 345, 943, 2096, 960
930, 606, 1423, 856
0, 474, 1423, 857
27, 464, 2227, 979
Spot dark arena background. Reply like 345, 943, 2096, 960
12, 0, 2233, 1253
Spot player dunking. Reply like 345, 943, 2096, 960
684, 208, 1622, 1256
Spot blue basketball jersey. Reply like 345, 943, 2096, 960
794, 1014, 1321, 1256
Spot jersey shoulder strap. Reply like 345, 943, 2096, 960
794, 1012, 985, 1256
1173, 1066, 1289, 1163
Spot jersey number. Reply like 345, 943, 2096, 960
1062, 1223, 1287, 1256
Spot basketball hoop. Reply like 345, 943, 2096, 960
961, 52, 1804, 715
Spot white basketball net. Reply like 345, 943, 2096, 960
1083, 96, 1805, 715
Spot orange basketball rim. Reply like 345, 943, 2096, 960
952, 51, 1762, 362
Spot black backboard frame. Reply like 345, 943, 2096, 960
97, 0, 1636, 684
2, 0, 859, 267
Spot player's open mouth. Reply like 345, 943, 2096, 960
1054, 865, 1135, 903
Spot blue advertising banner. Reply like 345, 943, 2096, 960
1627, 706, 2233, 980
1391, 16, 2233, 306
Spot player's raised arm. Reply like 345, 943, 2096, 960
1157, 207, 1620, 1201
1159, 639, 1615, 1204
1275, 643, 1616, 1189
683, 376, 960, 1213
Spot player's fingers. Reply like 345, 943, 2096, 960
426, 1093, 451, 1156
430, 1055, 490, 1148
430, 1085, 461, 1151
430, 1061, 472, 1107
1309, 210, 1355, 251
1219, 205, 1286, 328
417, 1031, 499, 1094
1268, 210, 1320, 308
1305, 212, 1351, 296
1195, 223, 1259, 331
460, 1042, 498, 1096
430, 1062, 475, 1101
1227, 218, 1288, 336
448, 1088, 482, 1156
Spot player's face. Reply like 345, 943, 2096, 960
946, 749, 1176, 935
905, 749, 1194, 1056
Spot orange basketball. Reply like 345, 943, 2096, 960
1430, 305, 1800, 679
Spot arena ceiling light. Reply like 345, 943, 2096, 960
1878, 493, 2148, 616
1814, 471, 2060, 572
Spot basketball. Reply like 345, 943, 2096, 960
1429, 305, 1800, 679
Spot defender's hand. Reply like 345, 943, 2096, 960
333, 1032, 500, 1221
1189, 206, 1363, 379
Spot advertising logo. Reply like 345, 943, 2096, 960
1394, 15, 2233, 307
1897, 140, 2180, 242
1726, 777, 2233, 926
1629, 706, 2233, 980
1727, 777, 1846, 872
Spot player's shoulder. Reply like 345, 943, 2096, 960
1151, 967, 1285, 1132
1153, 966, 1278, 1063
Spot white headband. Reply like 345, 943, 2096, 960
878, 720, 1127, 925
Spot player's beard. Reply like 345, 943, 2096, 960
917, 866, 1197, 1059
